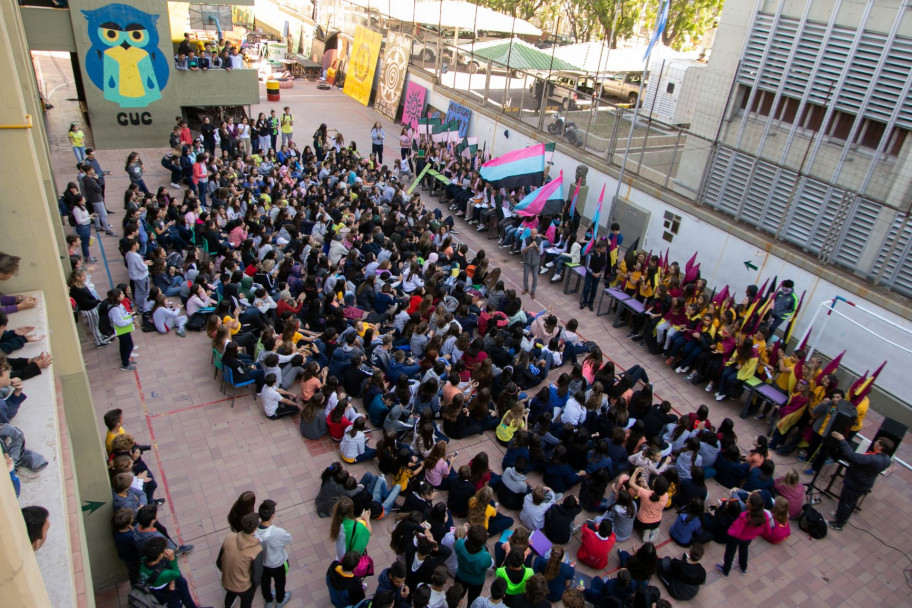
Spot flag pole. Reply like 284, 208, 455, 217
609, 0, 666, 230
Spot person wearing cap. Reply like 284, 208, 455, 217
68, 122, 86, 162
768, 280, 798, 334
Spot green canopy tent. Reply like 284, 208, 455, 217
460, 37, 583, 72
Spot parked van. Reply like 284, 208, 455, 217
529, 72, 595, 110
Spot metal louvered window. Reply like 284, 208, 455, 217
830, 198, 882, 269
736, 13, 912, 129
872, 214, 912, 297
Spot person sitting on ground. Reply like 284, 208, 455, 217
577, 519, 615, 570
260, 373, 300, 420
656, 541, 707, 601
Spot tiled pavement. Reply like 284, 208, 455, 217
34, 53, 912, 607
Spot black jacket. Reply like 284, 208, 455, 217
84, 175, 104, 204
658, 555, 706, 601
543, 502, 582, 544
839, 440, 891, 491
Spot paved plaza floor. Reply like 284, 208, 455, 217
37, 57, 912, 607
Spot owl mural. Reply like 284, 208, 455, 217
82, 4, 169, 108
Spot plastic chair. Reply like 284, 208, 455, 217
222, 365, 256, 408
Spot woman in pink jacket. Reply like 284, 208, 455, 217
717, 491, 770, 577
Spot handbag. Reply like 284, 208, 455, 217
114, 317, 135, 336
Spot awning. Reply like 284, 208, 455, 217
552, 42, 700, 74
460, 37, 582, 72
346, 0, 541, 36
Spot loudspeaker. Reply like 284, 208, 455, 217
872, 417, 906, 457
822, 400, 858, 450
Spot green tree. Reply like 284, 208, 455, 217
662, 0, 723, 50
589, 0, 648, 48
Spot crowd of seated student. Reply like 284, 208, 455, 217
57, 118, 821, 607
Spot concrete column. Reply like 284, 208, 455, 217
0, 471, 51, 607
1, 0, 121, 590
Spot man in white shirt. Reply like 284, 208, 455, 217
261, 374, 300, 420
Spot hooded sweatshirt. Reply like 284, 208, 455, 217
219, 531, 262, 592
254, 523, 292, 568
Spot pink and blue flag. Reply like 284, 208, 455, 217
515, 171, 564, 217
480, 144, 546, 189
582, 184, 606, 255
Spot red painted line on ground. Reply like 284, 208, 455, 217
135, 369, 200, 601
149, 396, 234, 418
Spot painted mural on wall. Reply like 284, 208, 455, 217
82, 3, 169, 108
375, 32, 411, 121
343, 26, 382, 106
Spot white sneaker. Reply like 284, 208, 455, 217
539, 267, 548, 274
705, 381, 714, 392
550, 274, 562, 282
545, 261, 555, 268
675, 366, 688, 374
170, 182, 181, 189
715, 392, 726, 401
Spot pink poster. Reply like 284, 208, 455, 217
401, 81, 427, 131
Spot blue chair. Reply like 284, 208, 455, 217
222, 365, 256, 408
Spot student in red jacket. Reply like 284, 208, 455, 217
577, 519, 616, 570
717, 491, 770, 577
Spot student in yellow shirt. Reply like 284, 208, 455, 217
69, 122, 86, 163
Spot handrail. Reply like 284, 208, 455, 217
0, 114, 33, 129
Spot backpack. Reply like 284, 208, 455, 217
59, 195, 77, 227
97, 301, 114, 337
141, 311, 157, 332
798, 503, 827, 539
186, 312, 208, 332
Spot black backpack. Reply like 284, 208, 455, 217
140, 311, 157, 333
798, 503, 828, 539
97, 301, 114, 337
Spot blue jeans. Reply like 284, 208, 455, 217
580, 272, 599, 306
150, 574, 198, 608
73, 146, 86, 163
353, 446, 377, 462
75, 224, 92, 258
360, 472, 401, 514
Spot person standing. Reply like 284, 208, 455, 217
237, 117, 252, 157
579, 240, 608, 311
191, 153, 209, 207
269, 110, 280, 152
84, 148, 111, 200
107, 288, 136, 371
70, 196, 95, 261
280, 107, 294, 147
716, 491, 769, 577
219, 513, 264, 608
84, 166, 117, 236
124, 239, 150, 316
200, 116, 216, 155
254, 112, 270, 155
371, 122, 385, 164
254, 499, 293, 607
768, 280, 798, 334
827, 431, 892, 531
521, 228, 542, 299
68, 122, 86, 162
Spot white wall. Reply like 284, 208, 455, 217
406, 71, 912, 400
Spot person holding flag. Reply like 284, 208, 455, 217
768, 280, 799, 334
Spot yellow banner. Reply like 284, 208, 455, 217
343, 26, 383, 106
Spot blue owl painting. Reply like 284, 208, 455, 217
82, 4, 169, 108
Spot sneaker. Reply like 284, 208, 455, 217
539, 267, 549, 274
715, 564, 729, 578
152, 498, 166, 505
545, 261, 554, 268
105, 209, 116, 215
87, 256, 99, 263
803, 468, 815, 475
797, 455, 808, 462
553, 492, 563, 501
740, 568, 748, 575
176, 329, 186, 337
95, 341, 111, 348
629, 334, 642, 341
476, 224, 486, 231
265, 602, 276, 608
120, 364, 136, 371
715, 392, 726, 401
175, 544, 194, 555
827, 520, 843, 532
277, 592, 293, 607
684, 371, 696, 381
587, 303, 594, 311
674, 366, 687, 374
170, 182, 181, 189
665, 357, 675, 365
550, 274, 562, 282
450, 229, 459, 234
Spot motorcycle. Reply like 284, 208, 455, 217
546, 111, 583, 147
